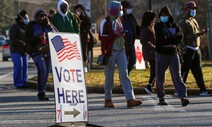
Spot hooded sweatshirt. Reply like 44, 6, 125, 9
51, 0, 79, 33
155, 6, 183, 55
99, 1, 125, 56
25, 9, 55, 55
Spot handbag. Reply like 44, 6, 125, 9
97, 54, 107, 65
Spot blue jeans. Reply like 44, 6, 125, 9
32, 54, 51, 93
11, 53, 28, 87
104, 50, 135, 101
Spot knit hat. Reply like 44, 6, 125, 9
17, 10, 27, 19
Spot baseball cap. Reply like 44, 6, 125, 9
185, 1, 198, 9
121, 0, 133, 8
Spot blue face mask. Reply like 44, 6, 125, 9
119, 11, 123, 17
190, 9, 196, 17
160, 16, 169, 23
23, 19, 30, 25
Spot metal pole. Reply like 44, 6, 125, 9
105, 0, 107, 17
149, 0, 152, 10
207, 0, 212, 60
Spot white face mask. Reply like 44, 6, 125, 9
126, 9, 132, 15
76, 11, 81, 16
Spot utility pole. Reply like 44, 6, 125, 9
207, 0, 212, 60
149, 0, 152, 10
105, 0, 107, 17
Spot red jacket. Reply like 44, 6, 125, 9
99, 16, 128, 56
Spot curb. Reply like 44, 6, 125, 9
27, 80, 212, 96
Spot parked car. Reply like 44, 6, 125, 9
2, 39, 11, 61
0, 35, 6, 46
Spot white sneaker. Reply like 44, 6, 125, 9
199, 91, 209, 96
174, 92, 178, 97
144, 88, 151, 95
84, 67, 88, 73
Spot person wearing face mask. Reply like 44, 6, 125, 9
99, 1, 142, 108
9, 10, 29, 89
74, 4, 92, 72
51, 0, 79, 33
25, 9, 56, 101
180, 1, 209, 96
155, 6, 190, 106
121, 0, 140, 75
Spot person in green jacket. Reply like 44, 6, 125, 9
51, 0, 79, 33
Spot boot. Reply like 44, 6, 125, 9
127, 99, 142, 108
37, 92, 49, 101
104, 99, 115, 108
181, 98, 190, 107
158, 99, 168, 105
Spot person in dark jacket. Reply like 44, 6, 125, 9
155, 6, 189, 106
140, 10, 156, 94
25, 9, 56, 101
121, 0, 140, 75
9, 10, 29, 89
99, 1, 142, 108
74, 4, 92, 72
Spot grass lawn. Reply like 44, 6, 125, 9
45, 61, 212, 88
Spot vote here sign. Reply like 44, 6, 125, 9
48, 32, 88, 123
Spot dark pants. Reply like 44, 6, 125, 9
181, 48, 206, 92
127, 44, 136, 75
148, 60, 156, 86
32, 54, 51, 93
156, 53, 187, 100
80, 32, 88, 62
11, 53, 28, 87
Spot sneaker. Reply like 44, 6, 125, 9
174, 92, 178, 97
104, 99, 115, 108
181, 98, 190, 107
84, 67, 88, 73
199, 91, 209, 96
144, 84, 152, 94
37, 93, 49, 101
127, 99, 142, 108
158, 99, 168, 105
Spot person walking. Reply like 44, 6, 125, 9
180, 1, 209, 96
140, 10, 156, 94
9, 10, 29, 89
51, 0, 79, 33
74, 4, 92, 72
99, 1, 142, 108
155, 6, 190, 106
48, 9, 56, 19
25, 9, 56, 101
121, 0, 140, 75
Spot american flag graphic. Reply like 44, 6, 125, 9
51, 35, 81, 62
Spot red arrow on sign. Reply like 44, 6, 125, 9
136, 46, 143, 64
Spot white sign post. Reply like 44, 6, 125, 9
48, 32, 88, 125
134, 39, 146, 70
